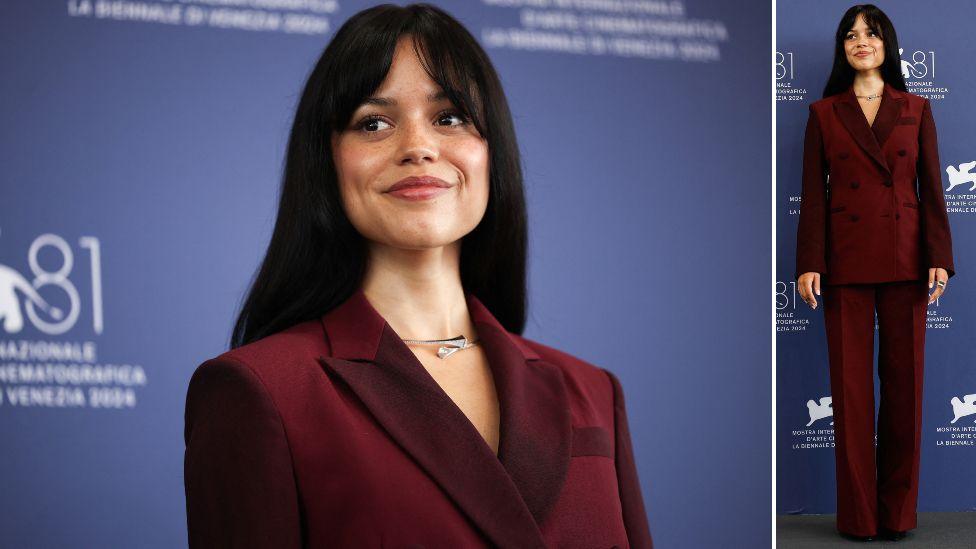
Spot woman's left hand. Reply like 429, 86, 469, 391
927, 267, 949, 304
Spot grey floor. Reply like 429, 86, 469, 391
777, 512, 976, 548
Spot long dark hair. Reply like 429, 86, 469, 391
231, 3, 528, 348
822, 4, 907, 98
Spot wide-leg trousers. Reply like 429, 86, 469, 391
822, 279, 928, 537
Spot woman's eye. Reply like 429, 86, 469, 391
437, 111, 467, 126
356, 116, 391, 133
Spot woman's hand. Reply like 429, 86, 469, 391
797, 272, 821, 309
927, 267, 949, 304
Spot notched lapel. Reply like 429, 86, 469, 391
475, 321, 571, 527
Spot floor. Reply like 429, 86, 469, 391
777, 512, 976, 548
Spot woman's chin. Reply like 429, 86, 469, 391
850, 59, 882, 71
372, 232, 466, 252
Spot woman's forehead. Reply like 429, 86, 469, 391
365, 66, 449, 106
357, 88, 451, 110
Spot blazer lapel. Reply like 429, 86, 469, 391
468, 294, 571, 526
834, 84, 898, 176
871, 84, 905, 149
316, 288, 570, 548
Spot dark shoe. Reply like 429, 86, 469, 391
879, 527, 909, 541
839, 531, 876, 542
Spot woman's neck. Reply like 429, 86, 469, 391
360, 241, 476, 341
852, 70, 884, 96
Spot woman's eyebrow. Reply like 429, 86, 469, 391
362, 90, 448, 107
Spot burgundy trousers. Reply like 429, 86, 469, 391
822, 280, 928, 537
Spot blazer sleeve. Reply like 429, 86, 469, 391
917, 98, 956, 278
603, 368, 654, 549
184, 356, 302, 548
794, 105, 829, 280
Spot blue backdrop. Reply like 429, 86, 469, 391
1, 1, 770, 546
777, 0, 976, 515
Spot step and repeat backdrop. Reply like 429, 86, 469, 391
1, 1, 770, 547
777, 1, 976, 514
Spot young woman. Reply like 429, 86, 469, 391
183, 4, 652, 547
795, 4, 955, 542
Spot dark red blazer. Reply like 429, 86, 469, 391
184, 288, 653, 548
794, 84, 955, 284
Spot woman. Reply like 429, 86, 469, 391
794, 4, 955, 542
183, 3, 653, 548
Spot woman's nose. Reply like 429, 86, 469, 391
398, 120, 438, 164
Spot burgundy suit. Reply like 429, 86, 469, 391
794, 85, 955, 536
184, 288, 653, 548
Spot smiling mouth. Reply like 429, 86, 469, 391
384, 175, 455, 202
386, 175, 452, 193
385, 184, 452, 201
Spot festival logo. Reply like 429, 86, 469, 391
899, 47, 949, 101
775, 51, 808, 102
935, 392, 976, 448
806, 396, 833, 426
950, 394, 976, 424
942, 160, 976, 217
0, 263, 64, 334
775, 279, 813, 333
946, 161, 976, 193
791, 394, 835, 450
0, 234, 95, 336
0, 232, 146, 409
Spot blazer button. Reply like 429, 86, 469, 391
896, 213, 901, 220
883, 180, 893, 187
898, 149, 907, 156
839, 151, 850, 159
850, 214, 859, 222
850, 181, 860, 189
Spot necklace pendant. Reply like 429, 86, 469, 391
437, 335, 470, 359
437, 346, 460, 359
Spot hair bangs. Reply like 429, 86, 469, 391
324, 9, 489, 140
845, 9, 885, 41
409, 31, 488, 139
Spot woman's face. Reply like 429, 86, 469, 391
331, 36, 490, 252
844, 14, 885, 72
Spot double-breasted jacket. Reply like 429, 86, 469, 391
795, 84, 955, 284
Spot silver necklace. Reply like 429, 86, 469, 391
402, 334, 480, 359
855, 92, 882, 101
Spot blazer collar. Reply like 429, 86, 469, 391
317, 288, 568, 548
834, 83, 905, 175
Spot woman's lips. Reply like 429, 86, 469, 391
385, 175, 453, 201
854, 51, 872, 57
386, 185, 451, 201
